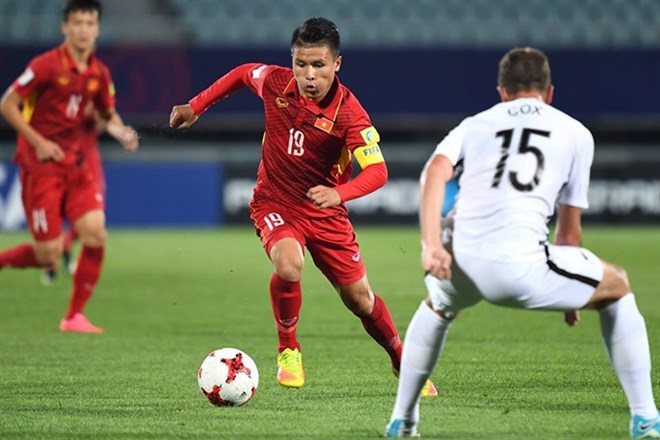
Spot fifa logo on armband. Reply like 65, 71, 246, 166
362, 146, 380, 156
359, 126, 380, 145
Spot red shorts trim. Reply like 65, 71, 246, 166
249, 198, 366, 286
20, 168, 104, 241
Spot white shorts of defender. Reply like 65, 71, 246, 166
426, 243, 604, 316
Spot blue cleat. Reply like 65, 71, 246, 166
384, 419, 419, 438
631, 413, 660, 439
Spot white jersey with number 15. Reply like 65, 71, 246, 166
434, 97, 594, 261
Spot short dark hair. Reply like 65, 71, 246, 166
62, 0, 103, 21
498, 47, 551, 95
290, 17, 340, 58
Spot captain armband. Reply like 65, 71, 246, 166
354, 126, 384, 168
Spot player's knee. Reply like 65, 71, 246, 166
606, 262, 631, 298
79, 227, 106, 247
35, 243, 62, 267
274, 258, 303, 282
612, 264, 630, 288
589, 262, 631, 308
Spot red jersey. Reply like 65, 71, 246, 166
80, 100, 100, 152
190, 64, 386, 218
11, 44, 115, 173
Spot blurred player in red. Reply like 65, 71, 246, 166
0, 0, 138, 333
170, 17, 436, 396
42, 101, 106, 284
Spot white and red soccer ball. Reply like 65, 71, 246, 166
198, 348, 259, 406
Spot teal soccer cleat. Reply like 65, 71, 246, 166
384, 419, 419, 438
631, 413, 660, 439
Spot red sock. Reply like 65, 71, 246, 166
360, 295, 403, 371
63, 229, 78, 253
66, 246, 104, 319
0, 243, 40, 268
270, 273, 302, 353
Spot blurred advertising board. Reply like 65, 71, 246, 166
222, 162, 660, 225
1, 160, 658, 230
0, 161, 223, 229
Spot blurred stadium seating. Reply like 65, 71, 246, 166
1, 0, 659, 47
0, 0, 658, 227
165, 0, 660, 48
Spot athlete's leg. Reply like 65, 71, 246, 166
336, 276, 404, 371
387, 259, 482, 435
63, 227, 78, 254
62, 227, 79, 273
2, 171, 63, 270
60, 209, 105, 332
1, 238, 61, 269
268, 237, 306, 387
477, 245, 658, 435
588, 261, 658, 422
269, 237, 305, 353
388, 298, 452, 433
42, 228, 78, 284
249, 201, 308, 387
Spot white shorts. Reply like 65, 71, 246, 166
426, 243, 604, 315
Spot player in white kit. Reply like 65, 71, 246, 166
385, 47, 659, 439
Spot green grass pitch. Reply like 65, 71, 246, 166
1, 226, 658, 438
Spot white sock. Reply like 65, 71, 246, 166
599, 293, 658, 418
391, 301, 451, 422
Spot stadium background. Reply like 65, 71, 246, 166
0, 0, 659, 229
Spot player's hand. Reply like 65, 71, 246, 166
34, 138, 65, 162
106, 121, 139, 152
564, 310, 580, 327
422, 243, 453, 280
169, 104, 198, 129
307, 185, 342, 209
116, 125, 139, 152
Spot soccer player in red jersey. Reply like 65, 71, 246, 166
42, 102, 106, 285
0, 0, 138, 333
170, 17, 437, 396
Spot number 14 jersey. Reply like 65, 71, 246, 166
11, 44, 115, 172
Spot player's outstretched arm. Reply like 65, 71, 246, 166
420, 154, 454, 280
169, 104, 199, 129
103, 109, 139, 152
170, 64, 269, 131
0, 87, 65, 162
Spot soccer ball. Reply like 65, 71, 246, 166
198, 348, 259, 406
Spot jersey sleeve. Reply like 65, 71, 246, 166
12, 55, 50, 99
94, 64, 116, 113
335, 161, 387, 203
333, 102, 387, 201
432, 117, 471, 166
189, 63, 275, 115
558, 126, 594, 209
